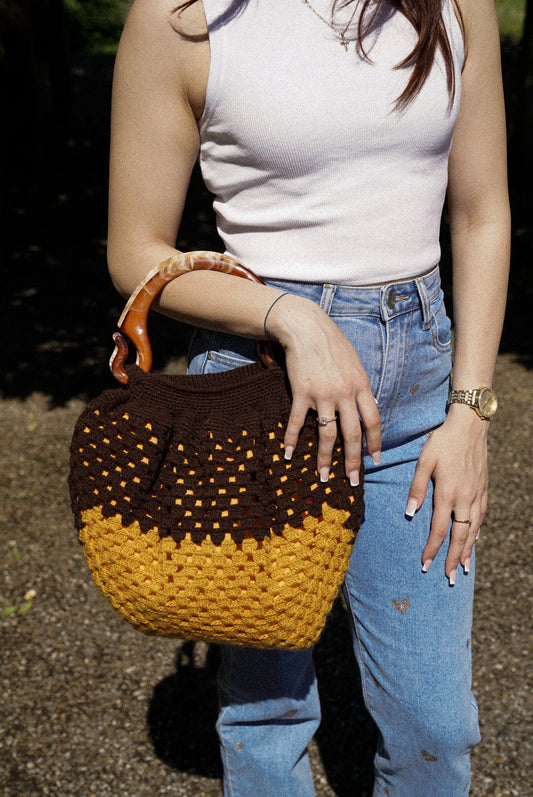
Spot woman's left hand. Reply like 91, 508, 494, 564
406, 405, 490, 583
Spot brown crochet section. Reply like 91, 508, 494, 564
78, 501, 355, 648
69, 362, 362, 546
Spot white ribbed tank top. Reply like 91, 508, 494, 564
198, 0, 464, 284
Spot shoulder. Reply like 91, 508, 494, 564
115, 0, 209, 118
121, 0, 207, 38
452, 0, 500, 62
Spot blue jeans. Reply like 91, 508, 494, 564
188, 266, 480, 796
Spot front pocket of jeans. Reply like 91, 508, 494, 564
204, 350, 255, 374
188, 329, 257, 375
330, 313, 384, 401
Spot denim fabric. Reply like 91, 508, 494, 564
187, 267, 480, 796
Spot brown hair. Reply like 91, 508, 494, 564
173, 0, 462, 108
353, 0, 462, 108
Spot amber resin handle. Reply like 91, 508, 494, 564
110, 251, 275, 384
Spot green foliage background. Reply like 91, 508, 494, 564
64, 0, 131, 54
496, 0, 527, 39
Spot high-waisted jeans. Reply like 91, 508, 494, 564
187, 266, 481, 796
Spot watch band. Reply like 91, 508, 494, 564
449, 388, 478, 405
448, 387, 497, 420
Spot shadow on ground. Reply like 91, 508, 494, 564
147, 642, 222, 779
145, 601, 377, 795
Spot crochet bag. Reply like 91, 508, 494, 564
69, 251, 363, 649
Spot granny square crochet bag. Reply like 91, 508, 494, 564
68, 251, 364, 649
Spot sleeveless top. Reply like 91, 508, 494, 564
198, 0, 464, 285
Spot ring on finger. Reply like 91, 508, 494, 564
453, 518, 472, 525
317, 415, 338, 426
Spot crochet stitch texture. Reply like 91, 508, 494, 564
69, 362, 363, 648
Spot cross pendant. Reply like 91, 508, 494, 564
340, 33, 349, 51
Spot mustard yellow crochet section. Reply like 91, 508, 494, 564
79, 502, 354, 649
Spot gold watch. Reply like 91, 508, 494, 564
448, 387, 498, 420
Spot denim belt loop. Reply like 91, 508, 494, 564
379, 287, 392, 322
416, 274, 432, 330
319, 284, 337, 315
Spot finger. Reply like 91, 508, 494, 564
284, 396, 311, 460
445, 512, 474, 584
315, 410, 341, 482
421, 499, 453, 576
459, 498, 486, 570
356, 391, 382, 463
336, 403, 363, 486
405, 450, 433, 519
457, 525, 477, 575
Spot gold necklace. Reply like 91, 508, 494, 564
301, 0, 359, 51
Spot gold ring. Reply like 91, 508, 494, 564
317, 415, 338, 426
453, 518, 472, 525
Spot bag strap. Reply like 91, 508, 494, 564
110, 251, 275, 384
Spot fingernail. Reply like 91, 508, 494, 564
405, 497, 418, 518
448, 569, 457, 586
284, 445, 293, 461
349, 470, 360, 487
464, 557, 471, 574
320, 467, 330, 483
371, 452, 381, 466
422, 558, 433, 573
475, 529, 481, 541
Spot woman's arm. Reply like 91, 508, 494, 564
107, 0, 381, 482
407, 0, 511, 581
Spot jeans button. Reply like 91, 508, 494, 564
386, 290, 396, 309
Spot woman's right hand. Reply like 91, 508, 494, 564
265, 293, 382, 485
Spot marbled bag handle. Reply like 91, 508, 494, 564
110, 251, 275, 384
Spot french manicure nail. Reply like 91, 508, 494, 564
349, 470, 360, 487
464, 557, 471, 574
320, 467, 330, 483
405, 497, 418, 518
449, 569, 457, 586
371, 452, 381, 466
284, 445, 293, 461
422, 558, 433, 573
475, 529, 481, 541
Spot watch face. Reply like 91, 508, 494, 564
478, 387, 498, 417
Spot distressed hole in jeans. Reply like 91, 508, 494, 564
282, 709, 298, 718
234, 742, 243, 751
421, 749, 438, 762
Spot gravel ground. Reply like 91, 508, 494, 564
0, 352, 531, 797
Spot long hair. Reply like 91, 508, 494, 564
173, 0, 463, 108
352, 0, 462, 107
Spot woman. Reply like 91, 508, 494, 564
107, 0, 510, 794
